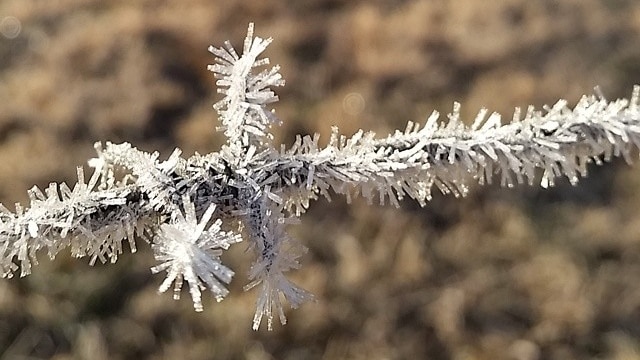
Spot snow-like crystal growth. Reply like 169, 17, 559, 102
208, 22, 284, 156
0, 23, 639, 329
151, 196, 241, 311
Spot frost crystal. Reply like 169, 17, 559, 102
1, 23, 640, 329
151, 196, 241, 311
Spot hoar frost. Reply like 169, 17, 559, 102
0, 23, 639, 330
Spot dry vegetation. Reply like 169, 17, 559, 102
1, 0, 640, 359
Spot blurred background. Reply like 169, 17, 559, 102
1, 0, 640, 359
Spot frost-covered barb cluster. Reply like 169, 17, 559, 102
1, 23, 640, 330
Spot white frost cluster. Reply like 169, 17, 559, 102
0, 23, 639, 330
151, 196, 241, 312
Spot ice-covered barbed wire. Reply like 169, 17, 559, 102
281, 85, 640, 209
0, 23, 639, 330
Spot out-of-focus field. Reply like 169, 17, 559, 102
1, 1, 640, 359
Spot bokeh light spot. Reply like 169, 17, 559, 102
0, 16, 21, 39
342, 92, 365, 116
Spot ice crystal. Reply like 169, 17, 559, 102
151, 196, 241, 312
1, 23, 639, 329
